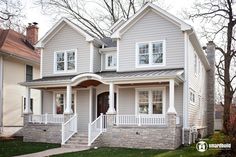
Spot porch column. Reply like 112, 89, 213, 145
64, 85, 72, 114
24, 87, 32, 114
107, 82, 116, 114
167, 79, 177, 114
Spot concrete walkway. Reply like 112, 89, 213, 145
14, 147, 89, 157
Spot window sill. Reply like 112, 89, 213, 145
135, 64, 165, 68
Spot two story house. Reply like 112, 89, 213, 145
21, 3, 215, 149
0, 23, 41, 136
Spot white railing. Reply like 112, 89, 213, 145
115, 114, 166, 126
88, 113, 106, 146
61, 114, 77, 144
28, 114, 65, 124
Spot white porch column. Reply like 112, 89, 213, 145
106, 82, 116, 114
64, 85, 72, 114
24, 87, 32, 114
167, 79, 177, 114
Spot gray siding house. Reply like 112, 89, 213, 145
21, 3, 215, 149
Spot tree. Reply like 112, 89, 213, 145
36, 0, 159, 38
0, 0, 25, 32
187, 0, 236, 134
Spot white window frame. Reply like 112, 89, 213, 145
135, 40, 166, 68
135, 87, 166, 115
190, 90, 196, 105
54, 49, 77, 74
53, 91, 77, 114
105, 52, 117, 70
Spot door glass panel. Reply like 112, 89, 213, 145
56, 93, 64, 114
152, 90, 163, 114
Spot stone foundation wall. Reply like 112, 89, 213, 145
23, 123, 61, 143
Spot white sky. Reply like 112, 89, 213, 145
22, 0, 196, 38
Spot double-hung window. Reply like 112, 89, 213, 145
55, 50, 76, 73
105, 53, 117, 70
55, 93, 75, 114
136, 88, 165, 115
190, 90, 196, 104
136, 40, 165, 67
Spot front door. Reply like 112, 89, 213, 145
97, 92, 116, 117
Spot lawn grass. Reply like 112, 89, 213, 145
53, 133, 224, 157
0, 137, 60, 157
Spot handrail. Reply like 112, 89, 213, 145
61, 114, 77, 145
88, 113, 107, 146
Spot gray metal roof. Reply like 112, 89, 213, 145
97, 69, 183, 79
101, 37, 117, 47
21, 69, 184, 86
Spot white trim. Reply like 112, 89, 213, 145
53, 49, 77, 74
117, 39, 120, 71
89, 87, 93, 123
135, 40, 166, 68
167, 79, 177, 114
89, 42, 94, 72
109, 17, 126, 32
105, 52, 117, 70
36, 18, 96, 48
40, 49, 43, 78
183, 31, 189, 144
135, 87, 166, 115
116, 86, 119, 115
111, 3, 191, 39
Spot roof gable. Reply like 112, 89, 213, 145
111, 3, 192, 39
36, 18, 102, 48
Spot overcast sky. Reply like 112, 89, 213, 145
22, 0, 197, 38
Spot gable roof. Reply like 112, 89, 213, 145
36, 18, 105, 48
0, 28, 40, 64
111, 3, 192, 39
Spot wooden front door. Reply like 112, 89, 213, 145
97, 92, 116, 117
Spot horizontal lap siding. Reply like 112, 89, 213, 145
188, 40, 207, 127
119, 10, 184, 72
118, 88, 135, 115
77, 90, 89, 132
42, 91, 53, 114
93, 46, 101, 72
42, 23, 90, 77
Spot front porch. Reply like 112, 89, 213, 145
21, 69, 184, 149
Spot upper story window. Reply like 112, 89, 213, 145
190, 90, 196, 104
54, 49, 77, 73
26, 65, 33, 81
105, 52, 117, 70
136, 40, 165, 67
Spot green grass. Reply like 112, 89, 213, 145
53, 133, 224, 157
0, 137, 60, 157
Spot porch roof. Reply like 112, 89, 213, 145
20, 68, 184, 87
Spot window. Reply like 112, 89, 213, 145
55, 50, 76, 73
23, 97, 33, 112
137, 88, 165, 114
55, 93, 75, 114
105, 53, 117, 70
190, 90, 196, 104
136, 41, 165, 67
194, 54, 197, 75
26, 65, 33, 81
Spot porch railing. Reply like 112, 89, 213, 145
88, 113, 106, 146
28, 114, 64, 124
61, 114, 77, 144
115, 114, 166, 126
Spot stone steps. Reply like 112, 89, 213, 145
62, 133, 90, 149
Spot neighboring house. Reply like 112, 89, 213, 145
0, 23, 41, 136
21, 3, 215, 149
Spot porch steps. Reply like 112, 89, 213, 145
62, 133, 90, 149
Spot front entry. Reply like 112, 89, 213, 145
97, 92, 116, 117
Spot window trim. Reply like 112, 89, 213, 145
135, 87, 166, 115
105, 52, 117, 70
54, 49, 77, 74
135, 40, 166, 68
53, 91, 77, 114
